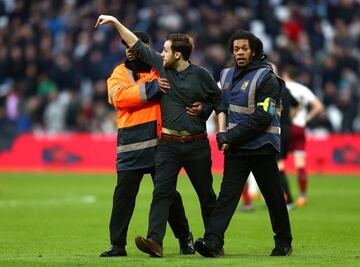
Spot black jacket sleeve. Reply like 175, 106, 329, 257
132, 40, 165, 77
225, 72, 281, 145
200, 102, 214, 121
201, 68, 227, 114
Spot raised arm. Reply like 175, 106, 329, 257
95, 15, 138, 48
95, 15, 164, 75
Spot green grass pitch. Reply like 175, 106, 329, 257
0, 172, 359, 267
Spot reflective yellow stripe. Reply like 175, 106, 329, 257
229, 104, 249, 114
109, 84, 123, 104
247, 68, 268, 112
126, 68, 135, 84
138, 83, 147, 102
228, 123, 237, 129
220, 68, 232, 89
228, 123, 280, 135
266, 126, 281, 134
230, 103, 281, 116
117, 138, 158, 153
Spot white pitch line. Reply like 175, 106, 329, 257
0, 195, 97, 207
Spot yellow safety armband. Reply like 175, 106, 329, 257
257, 97, 276, 114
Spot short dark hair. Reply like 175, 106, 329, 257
228, 30, 263, 58
282, 65, 300, 79
121, 31, 151, 46
166, 33, 194, 61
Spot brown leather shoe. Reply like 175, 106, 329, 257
135, 236, 163, 257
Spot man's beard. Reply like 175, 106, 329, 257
163, 57, 179, 70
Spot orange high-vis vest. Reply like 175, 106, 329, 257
107, 64, 161, 171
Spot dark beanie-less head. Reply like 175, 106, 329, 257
121, 31, 151, 46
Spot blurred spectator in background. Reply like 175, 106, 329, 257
0, 0, 359, 142
282, 65, 324, 207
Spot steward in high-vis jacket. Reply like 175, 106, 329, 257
100, 31, 195, 258
195, 30, 293, 258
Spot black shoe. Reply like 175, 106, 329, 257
100, 245, 127, 257
179, 232, 195, 255
194, 238, 224, 258
270, 246, 293, 256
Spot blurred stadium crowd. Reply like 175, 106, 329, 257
0, 0, 359, 148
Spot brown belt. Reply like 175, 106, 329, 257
161, 132, 207, 143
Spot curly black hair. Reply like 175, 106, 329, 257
228, 30, 264, 59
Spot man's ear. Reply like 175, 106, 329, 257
174, 51, 182, 60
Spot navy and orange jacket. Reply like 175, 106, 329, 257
107, 64, 161, 171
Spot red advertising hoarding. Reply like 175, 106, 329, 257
0, 133, 116, 173
0, 133, 360, 174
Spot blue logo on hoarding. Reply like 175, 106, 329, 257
42, 145, 81, 164
333, 145, 360, 165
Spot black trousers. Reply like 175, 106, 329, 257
279, 125, 290, 160
109, 167, 190, 247
147, 138, 217, 244
204, 154, 292, 247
